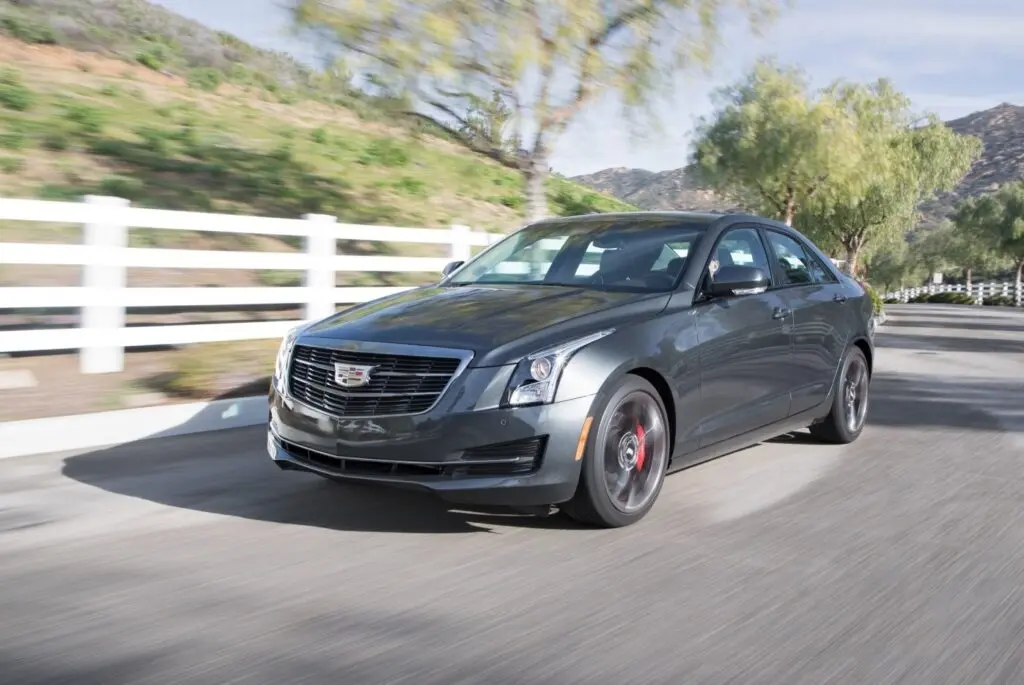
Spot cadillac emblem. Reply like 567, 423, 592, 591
333, 363, 375, 388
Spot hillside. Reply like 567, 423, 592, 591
570, 165, 729, 213
0, 1, 633, 420
920, 103, 1024, 226
572, 103, 1024, 227
0, 1, 631, 241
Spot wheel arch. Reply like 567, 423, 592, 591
850, 336, 873, 377
625, 367, 677, 452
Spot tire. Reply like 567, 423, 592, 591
561, 375, 670, 528
809, 345, 870, 444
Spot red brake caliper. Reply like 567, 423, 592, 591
635, 422, 647, 471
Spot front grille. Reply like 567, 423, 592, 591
287, 344, 462, 417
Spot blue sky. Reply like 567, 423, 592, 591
152, 0, 1024, 177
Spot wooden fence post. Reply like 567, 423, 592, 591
450, 224, 472, 263
303, 213, 337, 321
80, 195, 129, 374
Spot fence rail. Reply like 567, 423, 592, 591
1, 195, 504, 373
883, 282, 1023, 306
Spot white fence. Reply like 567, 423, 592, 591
884, 282, 1022, 306
1, 196, 505, 373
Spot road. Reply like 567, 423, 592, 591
2, 304, 1023, 684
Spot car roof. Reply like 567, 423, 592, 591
529, 210, 791, 231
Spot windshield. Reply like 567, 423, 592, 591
446, 217, 712, 292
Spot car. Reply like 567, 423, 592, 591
267, 211, 875, 528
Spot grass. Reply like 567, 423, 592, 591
149, 340, 279, 400
1, 64, 631, 233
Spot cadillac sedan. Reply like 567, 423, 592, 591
267, 211, 874, 528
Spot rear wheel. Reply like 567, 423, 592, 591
809, 345, 870, 444
561, 376, 670, 528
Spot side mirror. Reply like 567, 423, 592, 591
441, 260, 464, 277
707, 265, 769, 297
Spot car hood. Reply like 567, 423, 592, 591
300, 284, 668, 365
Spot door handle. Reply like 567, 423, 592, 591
771, 307, 791, 320
833, 293, 848, 303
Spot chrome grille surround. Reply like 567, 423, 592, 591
284, 338, 474, 419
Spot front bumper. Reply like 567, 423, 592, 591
267, 376, 596, 507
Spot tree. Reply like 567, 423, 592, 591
907, 222, 958, 279
690, 60, 865, 226
943, 223, 1009, 288
459, 89, 521, 159
864, 242, 922, 293
796, 80, 981, 275
290, 0, 782, 222
952, 182, 1024, 302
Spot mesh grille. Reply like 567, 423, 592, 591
287, 344, 462, 417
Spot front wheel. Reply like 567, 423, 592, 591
561, 375, 670, 528
809, 345, 870, 444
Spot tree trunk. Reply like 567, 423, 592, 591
843, 244, 859, 276
964, 267, 973, 289
523, 152, 549, 224
782, 193, 795, 226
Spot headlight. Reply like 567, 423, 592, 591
273, 325, 301, 395
503, 329, 614, 407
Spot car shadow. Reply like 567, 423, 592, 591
875, 331, 1024, 354
885, 318, 1024, 334
765, 430, 822, 445
59, 386, 588, 534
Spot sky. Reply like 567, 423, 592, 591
152, 0, 1024, 177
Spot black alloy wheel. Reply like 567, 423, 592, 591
810, 345, 870, 444
562, 375, 670, 528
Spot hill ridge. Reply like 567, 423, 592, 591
572, 102, 1024, 227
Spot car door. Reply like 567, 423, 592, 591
691, 225, 796, 449
762, 229, 846, 415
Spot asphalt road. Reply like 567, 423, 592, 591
3, 304, 1024, 685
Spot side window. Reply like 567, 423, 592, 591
706, 227, 772, 286
765, 231, 814, 286
805, 250, 839, 284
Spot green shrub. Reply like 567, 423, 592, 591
97, 175, 145, 200
359, 138, 411, 167
41, 132, 69, 151
0, 16, 58, 44
496, 194, 524, 209
0, 130, 26, 150
187, 68, 222, 92
983, 295, 1016, 307
392, 177, 427, 198
0, 69, 34, 111
257, 270, 303, 287
0, 156, 24, 174
59, 101, 106, 135
136, 46, 169, 71
920, 291, 975, 305
310, 126, 328, 144
134, 126, 174, 154
863, 284, 884, 315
